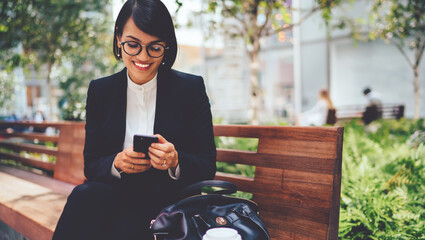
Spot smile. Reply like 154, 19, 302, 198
133, 61, 152, 70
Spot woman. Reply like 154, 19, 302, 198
53, 0, 216, 239
297, 89, 335, 126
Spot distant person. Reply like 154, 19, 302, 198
297, 89, 336, 126
362, 87, 382, 124
33, 110, 46, 133
34, 110, 45, 122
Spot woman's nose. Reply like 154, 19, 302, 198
136, 46, 150, 61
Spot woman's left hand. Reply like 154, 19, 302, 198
149, 134, 178, 170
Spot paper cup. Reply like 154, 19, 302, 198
202, 228, 242, 240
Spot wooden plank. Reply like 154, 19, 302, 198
254, 193, 331, 223
327, 127, 344, 239
216, 170, 282, 192
0, 121, 76, 128
214, 172, 254, 193
283, 169, 333, 186
0, 141, 58, 156
217, 149, 335, 174
0, 171, 69, 240
0, 165, 75, 195
216, 171, 334, 209
249, 178, 333, 209
214, 125, 340, 141
0, 131, 58, 142
54, 124, 85, 184
269, 230, 319, 240
258, 138, 337, 159
0, 152, 55, 171
262, 213, 328, 240
0, 205, 53, 240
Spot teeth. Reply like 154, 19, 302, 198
135, 62, 149, 68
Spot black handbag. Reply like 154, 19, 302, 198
150, 180, 270, 240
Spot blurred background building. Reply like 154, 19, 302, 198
2, 0, 424, 123
171, 0, 425, 123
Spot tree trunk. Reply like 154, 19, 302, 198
46, 61, 54, 120
413, 64, 420, 119
249, 51, 260, 125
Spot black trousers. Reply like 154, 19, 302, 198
53, 181, 162, 240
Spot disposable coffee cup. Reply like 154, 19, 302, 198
202, 228, 242, 240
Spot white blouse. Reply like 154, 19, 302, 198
110, 71, 179, 179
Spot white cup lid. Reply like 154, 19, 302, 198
203, 228, 241, 240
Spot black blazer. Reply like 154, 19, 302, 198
83, 68, 216, 200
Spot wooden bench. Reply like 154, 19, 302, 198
335, 104, 404, 121
0, 121, 343, 240
0, 121, 85, 240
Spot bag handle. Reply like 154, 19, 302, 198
180, 180, 237, 198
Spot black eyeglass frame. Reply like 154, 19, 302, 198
119, 41, 169, 58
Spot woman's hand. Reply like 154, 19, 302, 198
114, 146, 151, 174
149, 134, 178, 171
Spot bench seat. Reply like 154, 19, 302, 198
0, 165, 74, 240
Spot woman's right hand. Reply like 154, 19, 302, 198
114, 146, 151, 174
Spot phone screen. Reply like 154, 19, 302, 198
133, 134, 159, 157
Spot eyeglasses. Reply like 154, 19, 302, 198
120, 41, 168, 58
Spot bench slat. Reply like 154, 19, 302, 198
0, 141, 58, 156
0, 152, 55, 171
263, 213, 329, 240
217, 149, 336, 174
214, 125, 340, 141
214, 172, 254, 193
0, 121, 72, 128
254, 193, 331, 222
0, 131, 58, 142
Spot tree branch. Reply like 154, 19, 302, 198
258, 1, 273, 38
415, 39, 425, 67
265, 5, 321, 37
392, 41, 414, 68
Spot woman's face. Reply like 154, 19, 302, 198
118, 17, 165, 85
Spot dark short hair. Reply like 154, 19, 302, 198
113, 0, 177, 70
363, 87, 371, 95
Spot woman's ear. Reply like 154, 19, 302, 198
116, 36, 121, 48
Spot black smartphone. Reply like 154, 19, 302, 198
133, 134, 159, 157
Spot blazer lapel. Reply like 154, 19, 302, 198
154, 69, 180, 141
114, 68, 128, 149
154, 69, 169, 135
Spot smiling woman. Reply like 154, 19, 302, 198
52, 0, 216, 239
116, 17, 168, 84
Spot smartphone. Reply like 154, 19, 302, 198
133, 134, 159, 157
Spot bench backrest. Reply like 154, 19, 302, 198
0, 121, 85, 185
336, 104, 404, 120
213, 125, 344, 240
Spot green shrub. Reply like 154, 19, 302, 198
213, 119, 425, 239
339, 119, 425, 239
